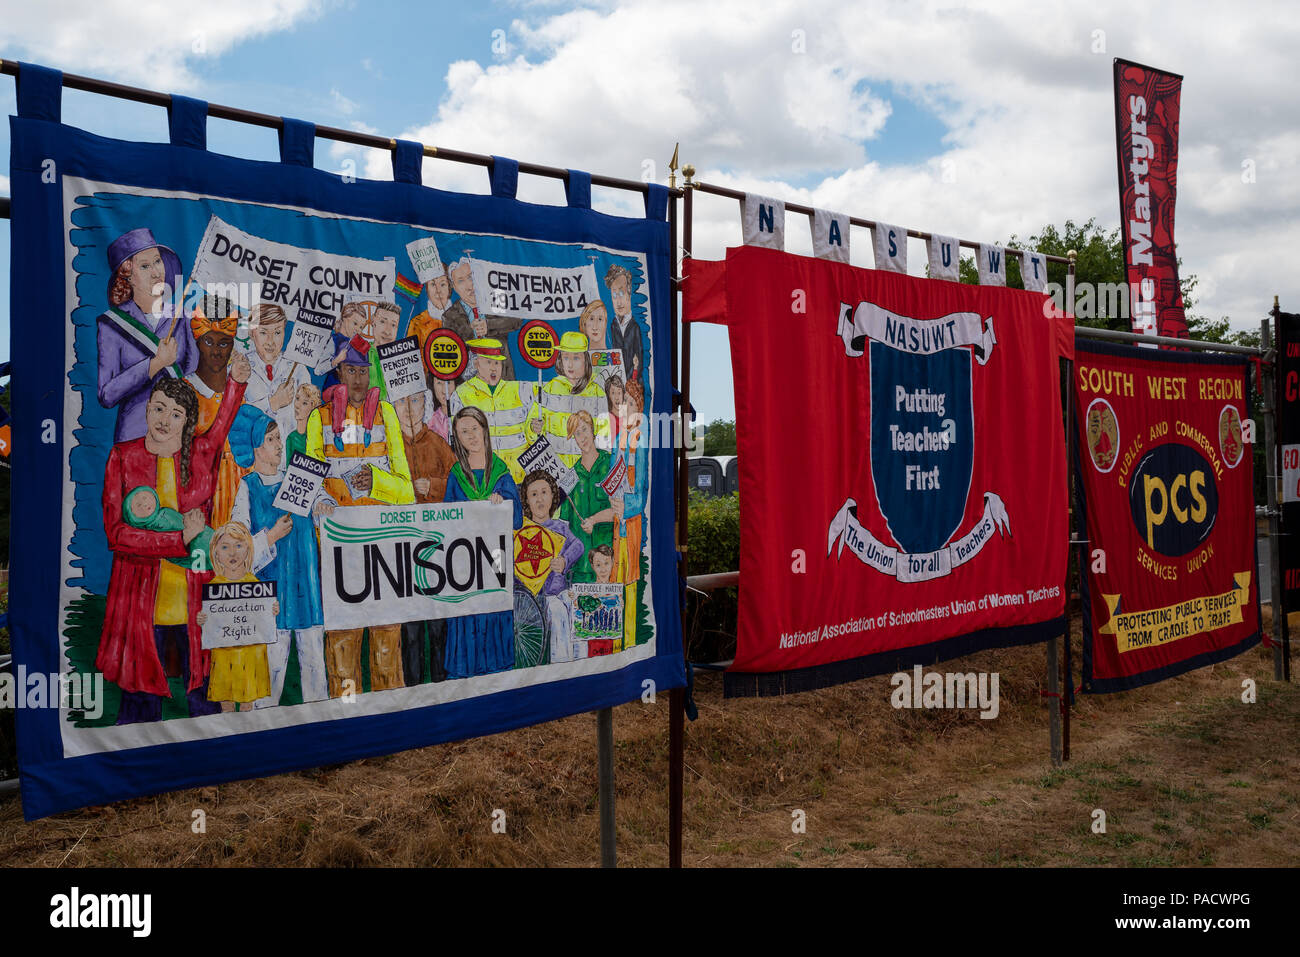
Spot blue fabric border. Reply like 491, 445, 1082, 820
278, 117, 315, 167
392, 139, 422, 185
16, 62, 61, 122
644, 184, 668, 222
1075, 336, 1247, 368
723, 617, 1063, 697
565, 169, 591, 210
167, 96, 208, 151
1082, 628, 1262, 695
9, 113, 684, 820
489, 155, 518, 199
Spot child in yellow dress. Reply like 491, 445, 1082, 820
199, 522, 278, 712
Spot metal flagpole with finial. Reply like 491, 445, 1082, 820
1277, 294, 1292, 682
1268, 294, 1291, 682
1061, 248, 1078, 763
669, 150, 694, 869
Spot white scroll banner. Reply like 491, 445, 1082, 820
467, 258, 598, 321
836, 301, 996, 365
190, 214, 395, 316
827, 493, 1012, 582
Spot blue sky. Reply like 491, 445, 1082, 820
2, 0, 1297, 423
0, 1, 506, 354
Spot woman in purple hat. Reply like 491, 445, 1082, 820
97, 227, 197, 443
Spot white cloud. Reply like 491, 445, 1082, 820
378, 0, 1300, 417
6, 0, 1292, 416
330, 88, 359, 116
0, 0, 324, 90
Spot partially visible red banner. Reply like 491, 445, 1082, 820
707, 246, 1072, 696
1074, 341, 1260, 692
1114, 58, 1187, 340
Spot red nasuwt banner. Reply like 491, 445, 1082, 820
684, 246, 1072, 696
1114, 58, 1187, 340
1074, 341, 1261, 693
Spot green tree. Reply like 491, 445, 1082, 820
702, 418, 737, 456
954, 218, 1256, 341
685, 490, 739, 662
956, 221, 1265, 498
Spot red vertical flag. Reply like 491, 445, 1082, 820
1114, 58, 1188, 340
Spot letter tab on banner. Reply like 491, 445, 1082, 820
872, 222, 908, 273
927, 234, 960, 282
978, 244, 1006, 286
810, 208, 850, 263
742, 193, 785, 250
1020, 250, 1048, 293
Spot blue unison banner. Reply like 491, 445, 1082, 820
8, 64, 682, 819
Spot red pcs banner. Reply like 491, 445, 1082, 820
686, 246, 1072, 696
1074, 342, 1261, 692
1114, 58, 1188, 340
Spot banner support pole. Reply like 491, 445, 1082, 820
1060, 250, 1078, 762
1048, 420, 1064, 766
1275, 297, 1293, 682
667, 159, 692, 869
1044, 253, 1075, 769
1047, 631, 1062, 766
1262, 317, 1286, 681
597, 706, 616, 866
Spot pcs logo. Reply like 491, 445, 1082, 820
1129, 443, 1218, 555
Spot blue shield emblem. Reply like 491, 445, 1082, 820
869, 340, 974, 554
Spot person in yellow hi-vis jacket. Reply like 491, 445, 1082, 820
306, 342, 415, 697
526, 331, 608, 467
450, 338, 534, 481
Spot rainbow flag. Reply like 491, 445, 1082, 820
394, 272, 421, 302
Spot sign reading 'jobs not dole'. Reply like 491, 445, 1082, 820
1074, 341, 1261, 693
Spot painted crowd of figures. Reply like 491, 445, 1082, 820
90, 228, 651, 724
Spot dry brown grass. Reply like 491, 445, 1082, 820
1, 614, 1296, 867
